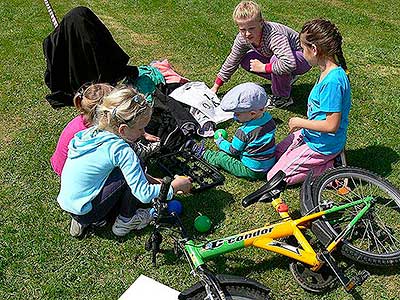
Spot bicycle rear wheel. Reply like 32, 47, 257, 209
312, 167, 400, 266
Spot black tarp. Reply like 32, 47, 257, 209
43, 6, 138, 108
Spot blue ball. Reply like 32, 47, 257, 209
168, 199, 183, 216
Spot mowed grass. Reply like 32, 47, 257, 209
1, 0, 400, 299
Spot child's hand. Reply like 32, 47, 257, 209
211, 83, 220, 94
289, 117, 303, 133
214, 135, 224, 146
143, 132, 160, 142
172, 175, 193, 194
250, 59, 266, 73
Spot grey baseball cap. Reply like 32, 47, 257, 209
221, 82, 267, 112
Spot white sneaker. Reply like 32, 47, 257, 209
112, 208, 153, 237
70, 218, 87, 237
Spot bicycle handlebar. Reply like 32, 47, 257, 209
159, 176, 172, 202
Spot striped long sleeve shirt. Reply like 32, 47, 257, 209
217, 21, 302, 83
218, 112, 276, 172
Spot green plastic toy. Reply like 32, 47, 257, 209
194, 215, 212, 233
214, 129, 228, 140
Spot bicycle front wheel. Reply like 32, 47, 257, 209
312, 167, 400, 266
180, 282, 270, 300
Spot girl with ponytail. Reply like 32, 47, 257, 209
51, 83, 114, 176
267, 19, 351, 186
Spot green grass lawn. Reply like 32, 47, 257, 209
1, 0, 400, 299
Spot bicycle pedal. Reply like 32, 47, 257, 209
344, 270, 370, 293
353, 270, 370, 286
320, 201, 334, 209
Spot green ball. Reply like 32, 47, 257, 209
194, 215, 212, 233
214, 129, 228, 140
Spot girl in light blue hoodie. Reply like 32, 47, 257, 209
57, 86, 192, 237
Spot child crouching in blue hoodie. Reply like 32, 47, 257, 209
57, 86, 192, 237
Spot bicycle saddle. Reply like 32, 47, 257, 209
242, 170, 287, 208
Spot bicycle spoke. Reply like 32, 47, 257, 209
349, 175, 363, 199
322, 186, 353, 203
380, 197, 397, 209
368, 220, 390, 254
373, 214, 400, 249
347, 219, 358, 241
358, 221, 369, 250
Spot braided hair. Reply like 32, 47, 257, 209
300, 19, 348, 74
73, 83, 114, 126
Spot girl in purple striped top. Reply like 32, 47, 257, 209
211, 1, 311, 109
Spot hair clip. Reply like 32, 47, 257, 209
132, 95, 142, 103
76, 90, 84, 100
111, 107, 118, 119
77, 82, 92, 97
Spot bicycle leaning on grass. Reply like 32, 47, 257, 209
146, 166, 400, 300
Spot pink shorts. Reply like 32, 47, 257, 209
267, 131, 337, 185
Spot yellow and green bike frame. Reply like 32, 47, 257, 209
184, 196, 373, 271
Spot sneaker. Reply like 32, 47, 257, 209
182, 139, 206, 158
70, 218, 88, 237
290, 75, 300, 86
266, 95, 294, 109
112, 208, 153, 237
334, 151, 347, 167
92, 220, 107, 228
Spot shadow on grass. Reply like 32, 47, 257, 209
92, 188, 234, 243
289, 83, 314, 115
211, 254, 291, 276
180, 189, 234, 235
346, 145, 400, 177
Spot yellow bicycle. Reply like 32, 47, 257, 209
146, 167, 400, 299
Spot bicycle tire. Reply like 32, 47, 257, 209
312, 166, 400, 266
182, 283, 270, 300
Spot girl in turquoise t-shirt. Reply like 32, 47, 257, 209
267, 19, 351, 185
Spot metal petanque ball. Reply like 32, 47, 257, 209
168, 199, 183, 216
194, 215, 212, 233
214, 129, 228, 140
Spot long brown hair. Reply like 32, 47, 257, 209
300, 19, 348, 73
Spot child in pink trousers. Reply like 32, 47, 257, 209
267, 19, 351, 185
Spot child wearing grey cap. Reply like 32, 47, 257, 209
188, 82, 276, 180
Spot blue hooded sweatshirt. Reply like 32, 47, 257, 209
57, 127, 173, 215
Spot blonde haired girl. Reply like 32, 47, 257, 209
57, 86, 192, 237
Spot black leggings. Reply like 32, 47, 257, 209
72, 169, 138, 225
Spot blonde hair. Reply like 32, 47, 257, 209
73, 83, 114, 126
233, 1, 262, 22
97, 85, 152, 135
